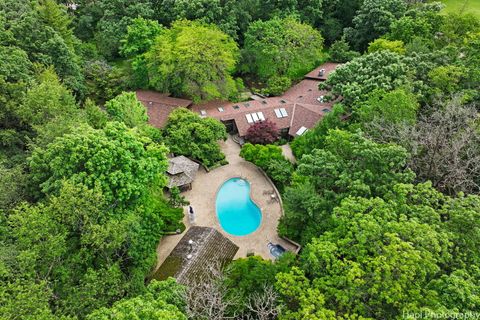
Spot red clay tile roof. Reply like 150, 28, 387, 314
138, 62, 340, 135
288, 104, 329, 136
136, 90, 192, 107
191, 98, 294, 136
136, 90, 192, 128
304, 62, 340, 81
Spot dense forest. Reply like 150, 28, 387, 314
1, 0, 480, 319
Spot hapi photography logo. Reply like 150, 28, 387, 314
403, 311, 480, 319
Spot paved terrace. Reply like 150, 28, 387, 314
155, 136, 297, 270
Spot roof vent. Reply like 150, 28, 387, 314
261, 100, 267, 105
187, 254, 192, 260
148, 101, 153, 105
318, 68, 325, 77
317, 95, 324, 103
280, 99, 286, 104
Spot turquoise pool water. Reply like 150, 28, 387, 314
216, 178, 262, 236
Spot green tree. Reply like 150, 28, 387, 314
1, 0, 84, 94
387, 12, 438, 46
368, 38, 406, 54
36, 0, 75, 49
120, 18, 163, 58
155, 0, 223, 27
120, 18, 164, 88
83, 60, 127, 105
344, 0, 407, 51
84, 99, 108, 129
104, 92, 149, 128
29, 121, 168, 205
282, 182, 480, 319
0, 280, 61, 320
86, 279, 187, 320
275, 267, 338, 320
329, 39, 360, 63
17, 68, 78, 136
290, 104, 346, 158
322, 51, 411, 106
0, 163, 28, 210
168, 186, 189, 208
354, 88, 419, 139
224, 254, 294, 316
242, 16, 324, 82
240, 143, 286, 169
93, 0, 154, 58
163, 108, 227, 167
240, 143, 293, 189
427, 65, 465, 96
146, 20, 240, 102
281, 129, 414, 243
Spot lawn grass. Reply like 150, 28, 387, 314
439, 0, 480, 18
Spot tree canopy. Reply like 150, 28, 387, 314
29, 121, 168, 205
146, 20, 240, 102
241, 16, 324, 85
2, 1, 480, 319
163, 108, 227, 167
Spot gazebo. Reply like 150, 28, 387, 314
166, 155, 200, 191
152, 226, 239, 284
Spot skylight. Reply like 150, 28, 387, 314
274, 109, 282, 118
296, 126, 308, 136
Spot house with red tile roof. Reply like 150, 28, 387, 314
136, 90, 193, 128
137, 62, 341, 138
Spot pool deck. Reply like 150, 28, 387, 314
154, 136, 297, 271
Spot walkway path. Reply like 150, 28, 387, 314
155, 136, 297, 270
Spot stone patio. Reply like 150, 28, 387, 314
154, 136, 297, 271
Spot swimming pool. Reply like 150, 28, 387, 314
216, 178, 262, 236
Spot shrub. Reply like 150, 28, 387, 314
245, 120, 280, 145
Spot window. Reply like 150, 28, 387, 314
257, 112, 265, 121
323, 108, 331, 113
246, 113, 254, 123
274, 109, 282, 118
218, 107, 224, 112
280, 108, 288, 117
251, 112, 259, 122
296, 126, 308, 136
